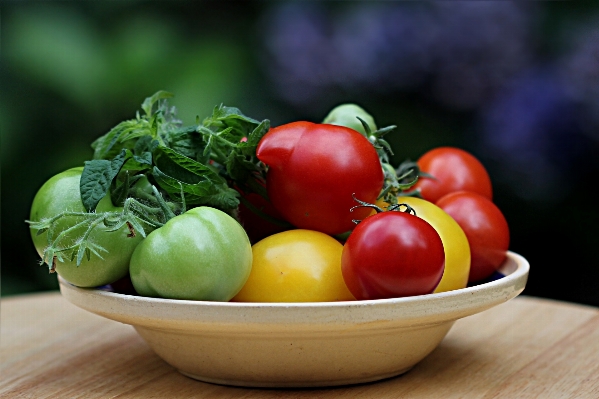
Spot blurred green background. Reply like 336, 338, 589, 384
2, 1, 599, 306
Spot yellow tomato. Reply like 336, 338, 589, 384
232, 229, 355, 302
375, 197, 471, 293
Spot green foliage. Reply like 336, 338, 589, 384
28, 91, 271, 270
81, 92, 269, 214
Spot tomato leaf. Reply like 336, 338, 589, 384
164, 126, 209, 163
152, 166, 239, 209
91, 119, 150, 160
84, 92, 272, 215
238, 119, 270, 155
153, 146, 224, 185
141, 90, 174, 117
204, 104, 262, 137
80, 149, 129, 212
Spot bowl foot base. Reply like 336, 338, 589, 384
178, 366, 415, 388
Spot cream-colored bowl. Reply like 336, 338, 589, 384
59, 251, 529, 388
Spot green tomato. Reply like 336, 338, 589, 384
129, 207, 253, 301
29, 167, 144, 287
322, 103, 377, 136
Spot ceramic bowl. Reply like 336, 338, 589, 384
58, 251, 529, 388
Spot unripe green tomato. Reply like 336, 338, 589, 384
322, 103, 377, 136
29, 167, 144, 287
129, 207, 253, 301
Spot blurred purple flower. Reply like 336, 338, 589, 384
480, 68, 590, 201
260, 3, 334, 106
331, 4, 436, 91
559, 22, 599, 136
429, 1, 534, 109
259, 1, 535, 111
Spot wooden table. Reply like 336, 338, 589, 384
2, 293, 599, 398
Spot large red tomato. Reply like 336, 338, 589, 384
436, 191, 510, 283
341, 210, 445, 300
256, 121, 384, 235
411, 147, 493, 203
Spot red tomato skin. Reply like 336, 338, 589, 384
412, 147, 493, 203
341, 212, 445, 300
436, 191, 510, 283
256, 121, 384, 235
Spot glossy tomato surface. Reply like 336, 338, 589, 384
411, 147, 493, 203
29, 167, 144, 288
232, 229, 354, 302
436, 191, 510, 283
341, 211, 445, 300
256, 121, 384, 235
398, 197, 471, 293
130, 207, 252, 301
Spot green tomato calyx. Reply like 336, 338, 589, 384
349, 193, 417, 225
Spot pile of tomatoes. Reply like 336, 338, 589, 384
233, 121, 510, 302
29, 103, 510, 303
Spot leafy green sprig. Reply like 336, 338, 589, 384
27, 184, 183, 270
29, 91, 272, 269
81, 91, 270, 214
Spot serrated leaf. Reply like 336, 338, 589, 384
205, 104, 262, 137
152, 166, 239, 209
133, 135, 158, 154
91, 119, 145, 160
110, 170, 131, 207
117, 121, 154, 143
238, 119, 270, 155
153, 146, 224, 185
133, 152, 152, 165
141, 90, 174, 117
225, 152, 258, 182
81, 149, 130, 212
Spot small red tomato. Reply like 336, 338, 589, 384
436, 191, 510, 283
411, 147, 493, 203
256, 121, 384, 235
341, 211, 445, 300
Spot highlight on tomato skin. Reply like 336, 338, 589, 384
436, 191, 510, 283
411, 146, 493, 203
341, 211, 446, 300
256, 121, 384, 236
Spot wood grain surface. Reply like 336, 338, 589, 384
2, 292, 599, 398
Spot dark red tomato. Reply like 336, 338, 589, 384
341, 211, 445, 300
237, 190, 289, 244
436, 191, 510, 283
411, 147, 493, 203
256, 121, 384, 235
109, 274, 137, 295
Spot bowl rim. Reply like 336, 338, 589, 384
60, 251, 528, 307
58, 251, 529, 328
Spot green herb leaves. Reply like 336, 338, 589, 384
80, 149, 129, 212
81, 91, 270, 215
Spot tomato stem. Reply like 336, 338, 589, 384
349, 194, 417, 225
